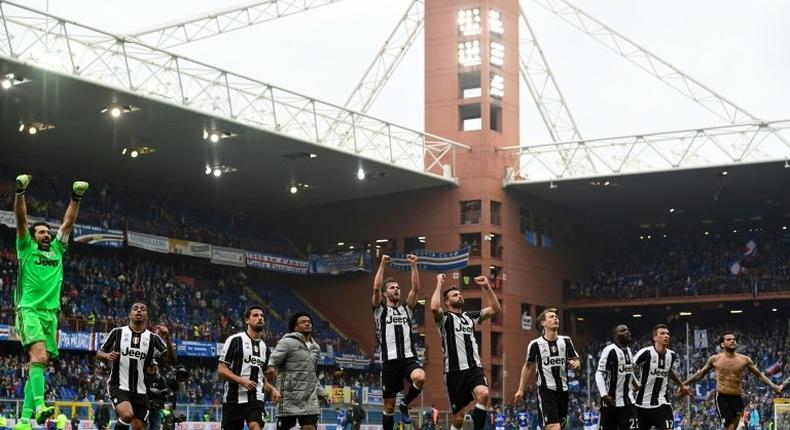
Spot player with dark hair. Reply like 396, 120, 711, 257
268, 312, 327, 430
683, 331, 783, 430
632, 324, 690, 430
218, 305, 280, 430
514, 308, 580, 430
97, 302, 176, 430
372, 254, 425, 429
431, 274, 500, 430
12, 174, 88, 430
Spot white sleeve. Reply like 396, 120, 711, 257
595, 348, 611, 397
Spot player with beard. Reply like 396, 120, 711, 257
373, 254, 425, 430
682, 332, 783, 430
218, 306, 280, 430
12, 174, 88, 430
97, 303, 176, 430
431, 274, 500, 430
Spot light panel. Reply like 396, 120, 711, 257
490, 41, 504, 67
457, 8, 481, 36
489, 10, 504, 35
490, 73, 504, 98
458, 40, 481, 67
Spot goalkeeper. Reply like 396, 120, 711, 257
12, 174, 88, 430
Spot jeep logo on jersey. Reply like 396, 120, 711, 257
34, 255, 58, 267
244, 355, 267, 367
650, 368, 670, 377
121, 347, 147, 360
386, 316, 409, 324
543, 356, 566, 366
618, 364, 634, 373
455, 324, 473, 334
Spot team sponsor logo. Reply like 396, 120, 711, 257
618, 363, 634, 373
542, 356, 566, 366
121, 347, 147, 360
33, 255, 58, 267
650, 368, 670, 377
386, 315, 410, 324
244, 355, 267, 367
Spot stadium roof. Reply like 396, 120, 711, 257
510, 161, 790, 227
0, 59, 456, 211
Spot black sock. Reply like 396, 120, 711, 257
383, 413, 394, 430
402, 383, 423, 405
114, 420, 130, 430
472, 405, 487, 430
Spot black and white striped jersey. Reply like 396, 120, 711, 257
596, 343, 637, 407
373, 304, 417, 362
100, 326, 168, 394
437, 310, 482, 373
526, 336, 579, 392
219, 332, 270, 404
633, 346, 678, 408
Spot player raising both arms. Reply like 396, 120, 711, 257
13, 174, 88, 430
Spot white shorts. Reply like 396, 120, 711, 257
584, 425, 598, 430
520, 426, 528, 430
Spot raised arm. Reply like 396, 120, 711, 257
745, 356, 782, 393
430, 274, 445, 322
14, 174, 31, 239
372, 255, 390, 308
58, 181, 89, 239
156, 325, 177, 365
476, 276, 501, 321
405, 254, 419, 309
683, 355, 716, 385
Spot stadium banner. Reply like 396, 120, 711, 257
364, 387, 384, 405
176, 340, 218, 357
388, 246, 470, 272
58, 331, 95, 351
0, 210, 61, 229
694, 329, 708, 348
211, 246, 246, 267
247, 251, 309, 275
73, 224, 124, 248
169, 238, 212, 259
127, 231, 170, 253
0, 324, 10, 340
325, 385, 352, 404
524, 230, 538, 246
309, 250, 372, 274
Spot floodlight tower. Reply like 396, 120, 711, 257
421, 0, 533, 406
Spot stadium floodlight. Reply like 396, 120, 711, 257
721, 170, 728, 176
576, 317, 584, 321
632, 314, 642, 318
100, 103, 139, 118
337, 242, 345, 246
213, 168, 222, 177
1, 73, 30, 89
549, 181, 558, 189
357, 167, 366, 180
785, 160, 789, 169
490, 73, 504, 98
1, 79, 11, 89
123, 146, 155, 158
289, 186, 298, 194
458, 40, 481, 67
490, 41, 504, 67
704, 231, 710, 236
205, 166, 212, 175
457, 8, 481, 36
772, 308, 778, 312
730, 310, 743, 314
203, 129, 237, 143
679, 312, 692, 316
668, 208, 675, 213
376, 239, 389, 243
130, 150, 139, 158
783, 226, 788, 230
19, 121, 55, 134
489, 9, 503, 35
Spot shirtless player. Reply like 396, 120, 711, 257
682, 332, 783, 430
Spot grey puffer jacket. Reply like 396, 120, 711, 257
269, 332, 326, 416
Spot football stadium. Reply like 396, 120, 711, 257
0, 1, 788, 430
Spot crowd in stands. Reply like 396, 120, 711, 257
565, 231, 790, 301
0, 231, 356, 353
0, 163, 295, 256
